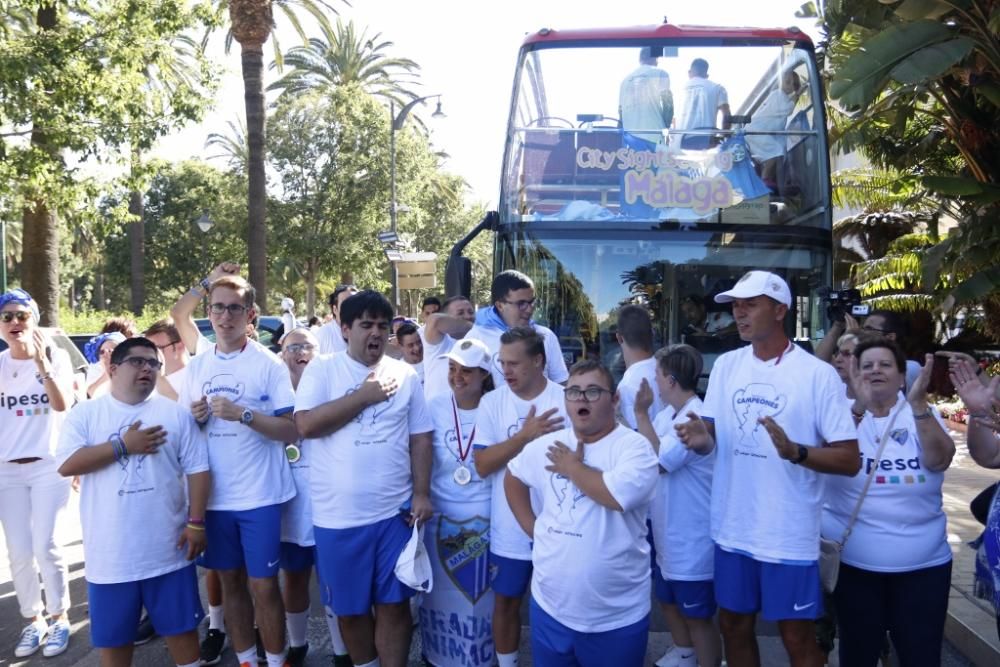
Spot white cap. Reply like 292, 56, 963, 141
394, 523, 433, 593
714, 270, 791, 307
442, 338, 491, 371
281, 297, 295, 312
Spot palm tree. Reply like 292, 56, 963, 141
205, 117, 250, 174
223, 0, 339, 312
268, 18, 422, 108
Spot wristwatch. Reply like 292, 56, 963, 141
791, 445, 809, 465
240, 409, 255, 426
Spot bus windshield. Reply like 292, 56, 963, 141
502, 39, 827, 228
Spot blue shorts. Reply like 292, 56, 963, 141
201, 504, 283, 578
314, 514, 415, 616
280, 542, 315, 573
88, 564, 204, 648
654, 576, 717, 619
490, 552, 532, 598
714, 545, 823, 621
529, 597, 648, 667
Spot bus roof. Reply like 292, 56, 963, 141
522, 24, 813, 47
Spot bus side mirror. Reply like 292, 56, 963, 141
445, 255, 472, 299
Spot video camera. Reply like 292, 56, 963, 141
818, 287, 870, 324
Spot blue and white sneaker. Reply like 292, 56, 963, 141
42, 619, 70, 658
14, 622, 47, 658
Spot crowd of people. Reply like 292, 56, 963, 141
1, 264, 999, 667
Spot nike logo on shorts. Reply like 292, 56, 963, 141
267, 558, 280, 568
793, 602, 815, 611
683, 602, 702, 609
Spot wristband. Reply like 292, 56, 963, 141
185, 522, 206, 531
187, 516, 205, 525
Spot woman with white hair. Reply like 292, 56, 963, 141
0, 289, 75, 657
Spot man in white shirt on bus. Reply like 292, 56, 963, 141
179, 275, 300, 667
315, 284, 359, 355
57, 337, 210, 667
675, 58, 731, 150
466, 270, 569, 389
615, 304, 665, 429
676, 270, 859, 667
505, 359, 659, 666
619, 46, 673, 146
472, 327, 567, 667
295, 290, 433, 667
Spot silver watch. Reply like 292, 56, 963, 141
240, 409, 254, 426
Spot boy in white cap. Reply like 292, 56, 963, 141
675, 270, 860, 667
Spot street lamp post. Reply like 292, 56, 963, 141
0, 219, 6, 293
389, 95, 445, 311
195, 212, 215, 314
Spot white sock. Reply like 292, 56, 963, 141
32, 618, 48, 632
356, 659, 381, 667
265, 649, 288, 667
677, 649, 697, 667
497, 652, 519, 667
235, 647, 257, 665
285, 610, 309, 648
208, 605, 224, 632
324, 605, 348, 655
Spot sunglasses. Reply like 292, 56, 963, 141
0, 311, 31, 323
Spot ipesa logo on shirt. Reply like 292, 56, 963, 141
731, 383, 786, 449
2, 388, 51, 417
202, 374, 246, 403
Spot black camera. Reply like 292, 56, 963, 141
818, 287, 870, 324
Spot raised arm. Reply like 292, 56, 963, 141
170, 262, 240, 354
423, 312, 473, 346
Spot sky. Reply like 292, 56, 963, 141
153, 0, 822, 207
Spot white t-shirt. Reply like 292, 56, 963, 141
165, 365, 189, 398
465, 323, 569, 389
294, 352, 433, 530
281, 436, 314, 547
473, 380, 568, 559
315, 320, 347, 356
508, 424, 658, 633
620, 64, 671, 144
701, 344, 857, 563
421, 332, 457, 401
411, 360, 425, 385
650, 397, 715, 580
56, 394, 209, 584
822, 397, 951, 572
617, 357, 665, 430
178, 340, 297, 511
746, 88, 797, 161
428, 392, 490, 506
0, 348, 73, 460
677, 76, 729, 132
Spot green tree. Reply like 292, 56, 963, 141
0, 0, 217, 324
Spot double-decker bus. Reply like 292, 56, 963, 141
446, 21, 832, 379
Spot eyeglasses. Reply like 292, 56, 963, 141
502, 298, 536, 310
0, 311, 31, 323
209, 303, 248, 316
156, 340, 180, 350
284, 343, 316, 355
564, 386, 612, 402
120, 357, 163, 371
836, 349, 854, 358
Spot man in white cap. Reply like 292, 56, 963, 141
675, 270, 859, 667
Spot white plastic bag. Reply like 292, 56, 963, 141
395, 522, 433, 593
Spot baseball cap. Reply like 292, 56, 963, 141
442, 338, 491, 371
714, 271, 791, 307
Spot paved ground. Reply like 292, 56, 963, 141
0, 423, 994, 666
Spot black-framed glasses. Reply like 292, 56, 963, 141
156, 340, 180, 351
0, 311, 31, 323
502, 298, 536, 310
284, 342, 316, 355
209, 303, 248, 316
564, 386, 612, 402
120, 357, 163, 371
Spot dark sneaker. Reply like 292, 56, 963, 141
199, 628, 228, 666
287, 644, 309, 667
134, 613, 157, 646
332, 654, 354, 667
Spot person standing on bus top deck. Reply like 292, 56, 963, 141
619, 46, 673, 146
504, 360, 659, 667
466, 270, 569, 389
675, 58, 731, 150
315, 284, 359, 356
745, 70, 802, 184
614, 304, 665, 429
473, 327, 568, 667
422, 295, 476, 401
675, 270, 860, 667
294, 290, 433, 667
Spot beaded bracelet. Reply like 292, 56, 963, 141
110, 433, 128, 461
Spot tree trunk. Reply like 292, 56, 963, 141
21, 3, 60, 326
92, 270, 105, 310
241, 41, 268, 312
128, 186, 145, 315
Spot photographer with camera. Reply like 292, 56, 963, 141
815, 288, 867, 363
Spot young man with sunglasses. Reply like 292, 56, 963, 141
504, 359, 659, 666
57, 337, 211, 667
466, 270, 569, 389
179, 275, 300, 667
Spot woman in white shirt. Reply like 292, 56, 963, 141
0, 289, 75, 658
420, 338, 496, 667
822, 338, 954, 666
